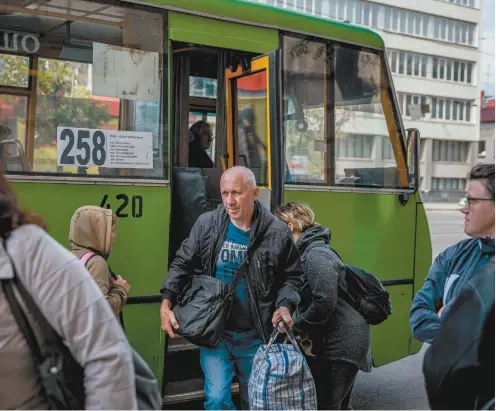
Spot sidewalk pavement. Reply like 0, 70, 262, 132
423, 202, 462, 211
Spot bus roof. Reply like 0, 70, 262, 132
139, 0, 385, 49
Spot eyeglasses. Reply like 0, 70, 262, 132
462, 195, 494, 208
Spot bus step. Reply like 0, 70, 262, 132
162, 379, 239, 405
167, 338, 198, 353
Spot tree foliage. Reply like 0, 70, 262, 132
0, 55, 113, 146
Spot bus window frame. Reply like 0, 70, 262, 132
225, 56, 272, 189
281, 32, 412, 193
0, 3, 169, 182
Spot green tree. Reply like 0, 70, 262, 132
0, 55, 113, 146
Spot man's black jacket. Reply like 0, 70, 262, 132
160, 201, 303, 343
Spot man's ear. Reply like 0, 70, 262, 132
253, 186, 260, 199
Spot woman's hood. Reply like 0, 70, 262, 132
296, 224, 331, 254
69, 206, 116, 257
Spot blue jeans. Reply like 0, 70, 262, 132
200, 330, 262, 410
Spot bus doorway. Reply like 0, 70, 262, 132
165, 43, 282, 405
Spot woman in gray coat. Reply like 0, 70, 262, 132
275, 202, 372, 410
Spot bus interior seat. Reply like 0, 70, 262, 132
169, 167, 224, 262
0, 139, 31, 172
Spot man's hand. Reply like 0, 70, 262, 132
160, 299, 180, 338
437, 305, 446, 318
272, 306, 293, 333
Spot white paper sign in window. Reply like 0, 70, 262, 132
92, 42, 159, 102
57, 127, 153, 169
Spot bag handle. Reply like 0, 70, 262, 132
265, 320, 302, 355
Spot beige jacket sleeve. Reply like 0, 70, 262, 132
86, 255, 128, 315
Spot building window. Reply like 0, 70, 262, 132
432, 140, 469, 162
336, 134, 374, 158
432, 178, 466, 190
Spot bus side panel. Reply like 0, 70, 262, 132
12, 181, 170, 378
409, 192, 433, 355
284, 189, 416, 366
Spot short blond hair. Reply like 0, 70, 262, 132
275, 202, 317, 234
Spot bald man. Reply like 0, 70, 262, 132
160, 166, 303, 410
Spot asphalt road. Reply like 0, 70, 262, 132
351, 209, 468, 410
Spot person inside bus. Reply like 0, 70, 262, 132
69, 205, 131, 315
0, 170, 137, 409
275, 202, 372, 410
410, 163, 495, 344
188, 120, 214, 168
160, 166, 303, 410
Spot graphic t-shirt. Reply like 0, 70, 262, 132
215, 222, 253, 332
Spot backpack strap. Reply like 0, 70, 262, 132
79, 251, 97, 267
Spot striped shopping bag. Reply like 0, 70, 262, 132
248, 321, 317, 410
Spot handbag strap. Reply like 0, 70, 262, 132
1, 241, 63, 348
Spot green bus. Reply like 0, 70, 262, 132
0, 0, 431, 405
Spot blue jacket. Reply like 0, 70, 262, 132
410, 237, 495, 343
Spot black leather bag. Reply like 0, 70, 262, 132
173, 263, 248, 348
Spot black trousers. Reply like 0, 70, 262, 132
308, 358, 358, 410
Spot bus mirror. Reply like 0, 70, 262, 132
406, 128, 420, 190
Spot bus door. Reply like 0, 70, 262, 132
224, 51, 283, 212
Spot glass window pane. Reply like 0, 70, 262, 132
391, 51, 398, 73
385, 6, 391, 30
338, 0, 345, 19
400, 10, 407, 33
234, 71, 269, 185
283, 37, 327, 184
355, 1, 363, 24
461, 23, 467, 43
415, 13, 421, 35
440, 60, 445, 79
363, 3, 370, 26
414, 54, 420, 76
431, 98, 437, 119
0, 94, 28, 171
406, 53, 413, 75
392, 8, 399, 31
0, 54, 29, 88
346, 0, 354, 21
468, 25, 474, 45
433, 58, 438, 79
454, 61, 459, 81
423, 15, 429, 37
334, 46, 407, 189
465, 102, 471, 122
372, 4, 378, 28
406, 95, 412, 116
439, 99, 444, 119
447, 60, 452, 80
408, 12, 414, 34
460, 62, 465, 82
422, 55, 427, 76
399, 52, 405, 74
446, 100, 451, 120
448, 20, 454, 42
467, 63, 472, 84
441, 19, 447, 40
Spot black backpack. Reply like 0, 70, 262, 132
304, 244, 392, 325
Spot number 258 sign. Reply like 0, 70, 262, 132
57, 127, 153, 169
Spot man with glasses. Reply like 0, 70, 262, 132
409, 164, 495, 343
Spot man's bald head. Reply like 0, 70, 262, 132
220, 166, 259, 228
221, 166, 257, 188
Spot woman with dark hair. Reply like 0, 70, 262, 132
275, 202, 372, 410
0, 168, 138, 409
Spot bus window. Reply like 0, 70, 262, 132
0, 2, 167, 179
282, 35, 408, 189
334, 45, 408, 189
